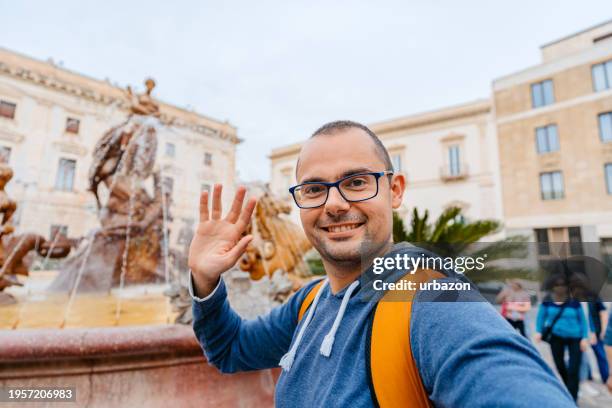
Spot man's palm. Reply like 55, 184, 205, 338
188, 184, 256, 292
190, 219, 247, 273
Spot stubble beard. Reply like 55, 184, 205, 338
313, 228, 390, 271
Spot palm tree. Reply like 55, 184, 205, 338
396, 207, 500, 254
394, 207, 531, 282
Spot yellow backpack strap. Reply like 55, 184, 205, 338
298, 279, 325, 321
367, 269, 445, 408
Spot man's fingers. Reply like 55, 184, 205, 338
199, 191, 209, 222
226, 186, 246, 223
236, 197, 257, 231
211, 184, 223, 220
227, 234, 253, 262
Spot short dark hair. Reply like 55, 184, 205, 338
307, 120, 393, 171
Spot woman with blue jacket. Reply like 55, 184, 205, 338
535, 273, 589, 401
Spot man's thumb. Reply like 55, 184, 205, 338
228, 234, 253, 260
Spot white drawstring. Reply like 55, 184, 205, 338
320, 280, 360, 357
279, 279, 329, 372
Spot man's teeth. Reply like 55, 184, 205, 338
328, 224, 360, 232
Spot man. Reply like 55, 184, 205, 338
587, 298, 609, 383
189, 121, 574, 407
605, 307, 612, 392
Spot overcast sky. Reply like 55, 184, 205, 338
1, 1, 610, 182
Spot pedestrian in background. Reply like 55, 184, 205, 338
535, 273, 589, 401
587, 298, 609, 383
497, 279, 531, 337
603, 307, 612, 393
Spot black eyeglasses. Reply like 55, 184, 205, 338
289, 171, 393, 209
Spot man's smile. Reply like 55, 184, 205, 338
319, 221, 366, 237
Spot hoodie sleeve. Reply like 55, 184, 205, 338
410, 278, 575, 407
191, 275, 319, 373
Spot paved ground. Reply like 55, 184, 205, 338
522, 308, 612, 407
532, 339, 611, 407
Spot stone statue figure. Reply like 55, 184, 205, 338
238, 191, 313, 290
89, 79, 160, 209
125, 78, 161, 117
0, 164, 16, 240
48, 79, 169, 293
0, 163, 72, 304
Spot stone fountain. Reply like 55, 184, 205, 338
0, 79, 316, 407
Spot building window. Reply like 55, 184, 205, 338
177, 218, 195, 247
165, 142, 175, 157
50, 225, 68, 240
162, 176, 174, 196
0, 100, 16, 119
201, 183, 211, 194
606, 163, 612, 194
535, 124, 559, 154
536, 227, 582, 256
448, 145, 461, 176
281, 172, 292, 192
599, 112, 612, 142
204, 152, 212, 166
0, 146, 11, 164
568, 226, 583, 255
55, 158, 76, 191
531, 79, 555, 108
602, 238, 612, 271
592, 59, 612, 91
540, 171, 564, 200
535, 228, 550, 255
65, 117, 80, 134
391, 153, 402, 172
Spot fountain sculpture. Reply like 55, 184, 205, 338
239, 191, 312, 289
48, 78, 168, 293
0, 78, 314, 406
0, 162, 72, 304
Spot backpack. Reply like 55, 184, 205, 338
297, 269, 445, 408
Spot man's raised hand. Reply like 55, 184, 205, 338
188, 184, 256, 298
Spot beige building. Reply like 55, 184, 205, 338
493, 19, 612, 248
0, 47, 240, 249
271, 19, 612, 256
269, 99, 504, 233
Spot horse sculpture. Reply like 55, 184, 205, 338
239, 191, 313, 291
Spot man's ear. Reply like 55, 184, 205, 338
390, 173, 406, 209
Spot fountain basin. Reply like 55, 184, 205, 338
1, 270, 177, 329
0, 324, 277, 407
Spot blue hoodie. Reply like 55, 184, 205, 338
191, 243, 574, 407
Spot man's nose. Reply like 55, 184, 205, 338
324, 186, 350, 215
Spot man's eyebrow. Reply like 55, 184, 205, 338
300, 167, 375, 184
339, 167, 374, 178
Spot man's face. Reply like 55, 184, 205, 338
295, 128, 405, 265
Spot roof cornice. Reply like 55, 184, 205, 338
369, 99, 491, 135
0, 47, 240, 144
